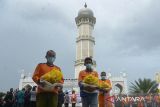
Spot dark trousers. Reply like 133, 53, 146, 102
57, 103, 63, 107
24, 102, 30, 107
64, 103, 69, 107
72, 103, 76, 107
30, 101, 36, 107
81, 94, 98, 107
36, 92, 58, 107
17, 103, 24, 107
4, 102, 13, 107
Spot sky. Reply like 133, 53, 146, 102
0, 0, 160, 92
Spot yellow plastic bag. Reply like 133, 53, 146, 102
98, 81, 111, 90
41, 69, 63, 84
83, 74, 98, 86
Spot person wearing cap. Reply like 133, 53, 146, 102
98, 71, 112, 107
78, 57, 99, 107
32, 50, 64, 107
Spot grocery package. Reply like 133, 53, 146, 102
98, 80, 111, 91
41, 69, 63, 84
83, 74, 98, 86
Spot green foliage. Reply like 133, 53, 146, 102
129, 78, 158, 94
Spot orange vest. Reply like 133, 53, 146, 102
98, 79, 112, 107
32, 63, 64, 94
78, 70, 98, 82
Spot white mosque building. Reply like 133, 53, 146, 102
19, 4, 128, 95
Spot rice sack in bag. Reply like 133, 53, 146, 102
98, 80, 111, 91
40, 69, 63, 90
83, 74, 99, 86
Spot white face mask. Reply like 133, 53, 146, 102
85, 64, 92, 70
47, 57, 55, 63
101, 76, 106, 80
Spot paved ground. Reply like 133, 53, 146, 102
62, 103, 82, 107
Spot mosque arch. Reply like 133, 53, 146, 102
23, 84, 32, 90
113, 83, 123, 94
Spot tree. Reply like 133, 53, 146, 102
0, 92, 6, 99
129, 78, 158, 94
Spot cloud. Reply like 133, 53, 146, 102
113, 0, 160, 52
93, 0, 160, 57
0, 0, 76, 91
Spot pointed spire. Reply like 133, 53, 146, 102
84, 2, 87, 8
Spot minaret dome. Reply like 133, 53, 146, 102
78, 4, 94, 18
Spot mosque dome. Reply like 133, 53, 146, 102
77, 3, 94, 18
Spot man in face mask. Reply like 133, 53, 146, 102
32, 50, 64, 107
85, 59, 93, 71
78, 57, 99, 107
98, 71, 113, 107
101, 71, 106, 80
45, 50, 56, 66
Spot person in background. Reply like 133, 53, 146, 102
98, 71, 112, 107
0, 97, 3, 107
64, 91, 70, 107
24, 88, 31, 107
78, 57, 99, 107
71, 90, 77, 107
4, 88, 14, 107
30, 86, 37, 107
145, 94, 152, 107
13, 89, 19, 107
137, 95, 144, 107
32, 50, 64, 107
154, 94, 160, 107
57, 88, 65, 107
17, 88, 25, 107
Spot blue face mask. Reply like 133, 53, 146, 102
47, 57, 55, 63
85, 64, 92, 69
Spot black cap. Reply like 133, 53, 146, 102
84, 57, 93, 65
46, 50, 56, 57
101, 71, 106, 76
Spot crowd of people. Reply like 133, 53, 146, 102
0, 86, 36, 107
0, 87, 77, 107
1, 50, 160, 107
1, 88, 160, 107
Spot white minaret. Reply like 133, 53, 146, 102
75, 3, 96, 78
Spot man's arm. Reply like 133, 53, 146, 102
78, 71, 84, 89
59, 68, 64, 84
95, 71, 99, 78
32, 64, 41, 85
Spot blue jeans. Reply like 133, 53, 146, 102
81, 94, 98, 107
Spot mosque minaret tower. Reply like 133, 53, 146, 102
75, 3, 96, 78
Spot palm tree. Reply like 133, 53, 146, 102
129, 78, 158, 94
